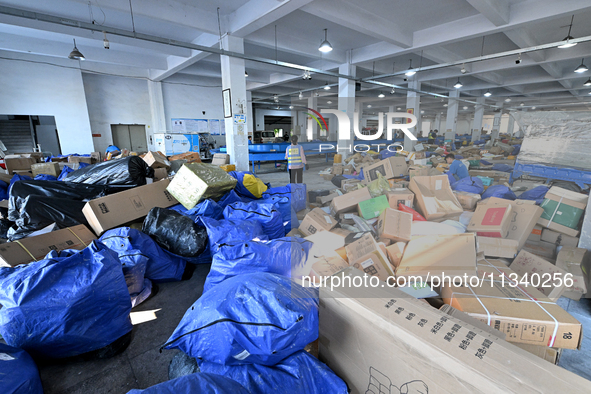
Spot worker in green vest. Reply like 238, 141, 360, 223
428, 130, 437, 144
285, 135, 307, 184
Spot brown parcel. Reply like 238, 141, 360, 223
408, 175, 463, 221
345, 233, 395, 282
541, 229, 579, 248
31, 162, 61, 178
555, 247, 587, 300
453, 190, 481, 211
385, 242, 406, 269
5, 157, 37, 174
396, 233, 477, 281
143, 151, 171, 169
362, 156, 407, 184
467, 204, 513, 238
83, 179, 177, 235
514, 343, 562, 365
510, 250, 567, 302
538, 186, 588, 237
298, 208, 337, 236
522, 240, 557, 262
476, 236, 518, 258
529, 224, 543, 242
0, 225, 96, 268
320, 268, 590, 394
309, 255, 349, 282
386, 188, 414, 209
329, 187, 371, 216
68, 156, 93, 165
153, 168, 169, 181
211, 153, 230, 166
376, 208, 412, 243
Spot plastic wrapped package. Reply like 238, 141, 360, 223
261, 195, 297, 234
452, 176, 484, 195
218, 189, 249, 209
65, 156, 153, 186
492, 163, 513, 172
142, 207, 208, 258
204, 237, 313, 291
166, 164, 237, 210
0, 343, 43, 394
262, 184, 307, 213
100, 227, 186, 283
199, 217, 268, 255
228, 171, 268, 199
223, 201, 284, 240
366, 173, 391, 198
163, 273, 319, 366
481, 185, 517, 200
169, 199, 224, 221
518, 185, 549, 205
198, 351, 348, 394
126, 372, 249, 394
0, 241, 132, 359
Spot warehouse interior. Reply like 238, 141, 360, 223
2, 0, 591, 393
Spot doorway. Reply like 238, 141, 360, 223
111, 125, 148, 152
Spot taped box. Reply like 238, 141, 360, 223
143, 151, 171, 169
376, 208, 412, 243
541, 229, 579, 248
481, 198, 543, 249
362, 156, 408, 184
476, 237, 518, 258
510, 250, 567, 302
453, 191, 481, 211
31, 162, 61, 178
299, 208, 337, 236
345, 234, 394, 282
408, 175, 463, 221
329, 187, 371, 216
319, 268, 589, 394
467, 204, 513, 238
555, 247, 587, 301
386, 188, 414, 209
538, 186, 588, 237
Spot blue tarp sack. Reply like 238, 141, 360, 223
261, 195, 296, 234
492, 163, 513, 172
118, 250, 148, 295
0, 180, 8, 201
262, 184, 307, 213
223, 201, 284, 240
126, 373, 248, 394
452, 176, 484, 194
163, 273, 319, 366
170, 199, 224, 221
511, 144, 521, 155
199, 217, 267, 254
446, 171, 456, 185
0, 343, 43, 394
33, 174, 57, 181
228, 171, 269, 200
0, 241, 132, 359
481, 185, 517, 200
480, 159, 492, 166
57, 162, 90, 181
100, 227, 186, 282
204, 237, 313, 292
518, 185, 549, 205
198, 351, 348, 394
218, 189, 248, 209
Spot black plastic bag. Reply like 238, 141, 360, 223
142, 207, 208, 258
65, 156, 153, 186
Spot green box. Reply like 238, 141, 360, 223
476, 176, 493, 186
357, 195, 389, 219
540, 199, 584, 229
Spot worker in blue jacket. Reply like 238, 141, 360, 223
445, 153, 469, 181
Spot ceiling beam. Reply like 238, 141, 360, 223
228, 0, 314, 37
465, 0, 510, 27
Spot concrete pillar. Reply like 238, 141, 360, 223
338, 57, 356, 156
246, 91, 253, 138
221, 35, 249, 171
147, 80, 166, 150
445, 90, 460, 141
404, 79, 420, 151
471, 97, 485, 142
507, 112, 515, 137
491, 101, 503, 141
328, 106, 337, 141
434, 113, 442, 132
290, 106, 297, 139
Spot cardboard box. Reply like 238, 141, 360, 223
482, 198, 544, 249
385, 242, 406, 269
143, 151, 171, 169
441, 258, 582, 349
30, 162, 61, 178
211, 153, 230, 166
514, 343, 562, 365
91, 152, 101, 162
529, 224, 543, 242
329, 187, 371, 216
386, 188, 414, 209
316, 192, 339, 205
469, 170, 511, 182
556, 247, 587, 299
376, 208, 412, 243
388, 179, 410, 189
309, 255, 349, 281
408, 164, 431, 179
0, 225, 96, 268
83, 179, 178, 235
286, 228, 304, 238
13, 170, 33, 177
320, 268, 589, 394
522, 240, 556, 262
341, 179, 362, 193
68, 156, 93, 165
362, 156, 408, 183
13, 152, 42, 161
5, 157, 36, 174
299, 208, 337, 236
476, 237, 518, 258
357, 195, 389, 219
153, 168, 169, 181
453, 191, 481, 211
169, 151, 202, 163
541, 229, 579, 248
510, 250, 567, 302
408, 175, 463, 221
397, 233, 477, 281
346, 234, 395, 281
467, 204, 513, 238
538, 186, 588, 236
331, 165, 343, 175
342, 164, 354, 175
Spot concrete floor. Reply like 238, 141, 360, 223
33, 156, 591, 392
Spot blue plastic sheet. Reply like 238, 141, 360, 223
118, 250, 149, 295
204, 237, 313, 292
164, 273, 319, 366
480, 159, 492, 166
492, 163, 513, 173
451, 176, 484, 194
0, 241, 132, 358
218, 189, 249, 209
446, 171, 456, 185
223, 201, 284, 240
169, 199, 224, 221
199, 217, 267, 255
511, 144, 521, 155
198, 351, 348, 394
0, 180, 7, 201
481, 185, 517, 200
261, 195, 296, 234
126, 373, 248, 394
100, 227, 186, 283
228, 171, 268, 200
262, 184, 307, 213
518, 185, 550, 205
33, 174, 57, 181
0, 343, 43, 394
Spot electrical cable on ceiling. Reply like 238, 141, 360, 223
128, 0, 136, 35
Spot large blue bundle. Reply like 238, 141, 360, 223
262, 184, 307, 213
169, 199, 223, 221
481, 185, 517, 200
223, 201, 284, 240
218, 189, 250, 209
511, 144, 521, 155
0, 241, 132, 358
518, 185, 549, 205
199, 217, 267, 255
492, 163, 513, 172
100, 227, 186, 282
0, 343, 43, 394
33, 174, 58, 181
0, 180, 7, 201
126, 372, 248, 394
228, 171, 268, 200
164, 273, 319, 366
118, 250, 149, 295
451, 176, 484, 194
198, 351, 348, 394
261, 195, 296, 235
204, 237, 313, 292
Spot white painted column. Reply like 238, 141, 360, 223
471, 97, 485, 142
404, 79, 420, 151
246, 91, 253, 137
338, 58, 356, 156
434, 113, 442, 132
445, 90, 460, 141
307, 95, 318, 141
490, 101, 503, 141
221, 35, 249, 171
147, 80, 166, 150
506, 112, 515, 137
290, 106, 297, 139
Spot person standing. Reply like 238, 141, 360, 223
285, 135, 307, 183
428, 130, 437, 144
